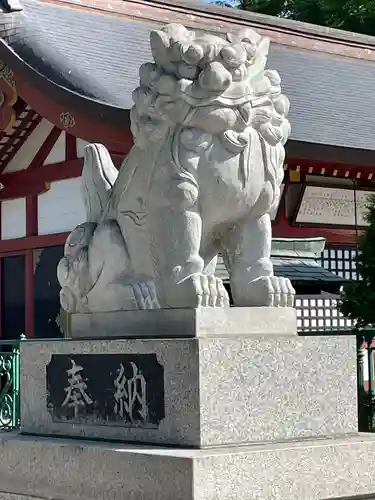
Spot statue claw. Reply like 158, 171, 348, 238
238, 276, 295, 308
166, 274, 230, 309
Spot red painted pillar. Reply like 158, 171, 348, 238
25, 196, 37, 337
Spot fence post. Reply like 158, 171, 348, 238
12, 341, 20, 429
0, 338, 21, 431
367, 333, 375, 431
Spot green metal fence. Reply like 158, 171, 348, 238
0, 337, 22, 431
0, 335, 63, 432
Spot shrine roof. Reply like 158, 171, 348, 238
0, 0, 375, 151
216, 238, 346, 285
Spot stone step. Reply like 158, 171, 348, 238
69, 307, 297, 338
2, 432, 375, 500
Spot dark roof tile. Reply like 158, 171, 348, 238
0, 0, 373, 149
216, 255, 345, 284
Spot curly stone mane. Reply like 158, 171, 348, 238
130, 23, 290, 202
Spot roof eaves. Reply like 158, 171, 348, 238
0, 7, 131, 127
65, 0, 375, 49
47, 0, 375, 65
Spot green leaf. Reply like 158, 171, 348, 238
339, 194, 375, 329
233, 0, 375, 36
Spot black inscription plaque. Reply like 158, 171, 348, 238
46, 354, 165, 428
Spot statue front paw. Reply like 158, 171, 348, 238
166, 274, 230, 308
236, 275, 295, 307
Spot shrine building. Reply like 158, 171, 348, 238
0, 0, 371, 339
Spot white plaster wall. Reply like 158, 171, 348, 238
38, 178, 85, 235
3, 120, 54, 173
1, 198, 26, 239
43, 132, 66, 165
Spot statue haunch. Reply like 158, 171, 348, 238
58, 23, 295, 312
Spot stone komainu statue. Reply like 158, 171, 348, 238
57, 24, 295, 312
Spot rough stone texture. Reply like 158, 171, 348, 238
70, 307, 297, 338
0, 495, 48, 500
20, 335, 357, 446
58, 23, 295, 315
2, 433, 375, 500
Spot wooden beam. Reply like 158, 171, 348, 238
26, 196, 38, 237
272, 211, 359, 245
0, 160, 83, 201
28, 126, 62, 170
0, 107, 39, 176
0, 232, 68, 254
25, 249, 34, 337
287, 157, 375, 179
25, 194, 38, 337
0, 154, 124, 200
15, 74, 133, 155
66, 134, 77, 161
0, 180, 49, 201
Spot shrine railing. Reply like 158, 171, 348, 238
0, 336, 63, 432
295, 294, 354, 334
0, 338, 21, 431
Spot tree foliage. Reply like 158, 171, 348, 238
340, 195, 375, 330
237, 0, 375, 36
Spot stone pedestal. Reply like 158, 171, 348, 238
0, 308, 374, 500
20, 334, 356, 446
2, 433, 375, 500
69, 307, 297, 338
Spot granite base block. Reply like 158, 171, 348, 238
2, 433, 375, 500
70, 307, 297, 338
20, 335, 357, 446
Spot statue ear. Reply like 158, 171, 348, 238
150, 30, 171, 67
257, 38, 270, 66
248, 38, 270, 80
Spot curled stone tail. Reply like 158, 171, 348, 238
82, 144, 119, 224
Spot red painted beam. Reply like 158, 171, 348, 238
25, 249, 34, 337
272, 213, 359, 245
25, 194, 38, 337
0, 107, 39, 176
26, 196, 38, 237
28, 126, 62, 170
14, 73, 133, 155
0, 232, 68, 255
270, 180, 360, 245
66, 134, 77, 161
287, 157, 375, 179
0, 154, 124, 200
0, 180, 49, 201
